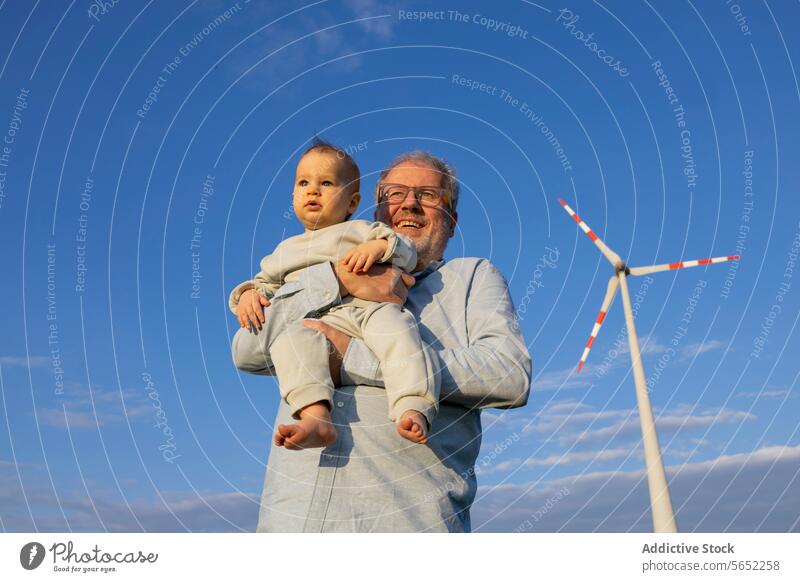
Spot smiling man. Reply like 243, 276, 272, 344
231, 150, 531, 532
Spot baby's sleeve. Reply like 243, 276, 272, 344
227, 253, 283, 314
365, 222, 417, 272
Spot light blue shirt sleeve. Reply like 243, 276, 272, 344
231, 262, 341, 375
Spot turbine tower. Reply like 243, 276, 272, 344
558, 198, 740, 533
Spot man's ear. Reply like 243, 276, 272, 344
348, 191, 361, 216
448, 210, 458, 238
374, 201, 387, 223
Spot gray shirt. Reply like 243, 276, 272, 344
231, 257, 532, 532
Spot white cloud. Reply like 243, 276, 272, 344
487, 448, 633, 474
0, 459, 258, 532
681, 339, 725, 358
37, 408, 103, 429
496, 398, 756, 450
737, 389, 793, 400
347, 0, 394, 39
544, 401, 591, 414
665, 438, 713, 459
532, 407, 633, 434
1, 484, 258, 532
0, 355, 49, 367
2, 444, 798, 532
531, 365, 594, 391
570, 408, 754, 446
225, 1, 395, 88
472, 444, 800, 532
639, 335, 670, 355
37, 386, 151, 429
534, 334, 668, 392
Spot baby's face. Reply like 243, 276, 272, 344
293, 150, 359, 230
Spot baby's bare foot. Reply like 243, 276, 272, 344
275, 403, 337, 450
397, 410, 429, 444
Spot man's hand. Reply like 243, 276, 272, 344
302, 320, 351, 386
332, 262, 415, 305
340, 239, 388, 273
236, 288, 271, 330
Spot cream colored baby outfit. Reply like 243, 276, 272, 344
229, 220, 439, 424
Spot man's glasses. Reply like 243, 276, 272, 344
377, 183, 451, 208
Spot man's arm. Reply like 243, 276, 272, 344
340, 260, 531, 409
436, 260, 531, 408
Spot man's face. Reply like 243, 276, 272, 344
293, 150, 360, 230
375, 162, 457, 271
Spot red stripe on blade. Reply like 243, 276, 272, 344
669, 262, 683, 269
587, 230, 598, 241
597, 312, 606, 324
698, 258, 711, 265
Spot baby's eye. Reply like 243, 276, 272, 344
298, 179, 308, 187
322, 180, 334, 187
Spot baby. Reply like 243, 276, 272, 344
229, 140, 439, 449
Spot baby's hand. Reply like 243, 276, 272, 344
237, 289, 271, 330
341, 239, 388, 273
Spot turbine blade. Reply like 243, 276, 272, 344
558, 198, 623, 267
629, 255, 740, 276
577, 275, 620, 372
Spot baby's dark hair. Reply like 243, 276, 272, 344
300, 136, 361, 196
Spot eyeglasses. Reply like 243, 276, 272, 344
377, 183, 451, 208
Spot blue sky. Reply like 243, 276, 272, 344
0, 0, 798, 532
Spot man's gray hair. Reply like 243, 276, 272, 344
376, 150, 460, 212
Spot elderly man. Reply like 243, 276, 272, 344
231, 151, 531, 532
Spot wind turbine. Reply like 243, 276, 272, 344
558, 198, 740, 533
